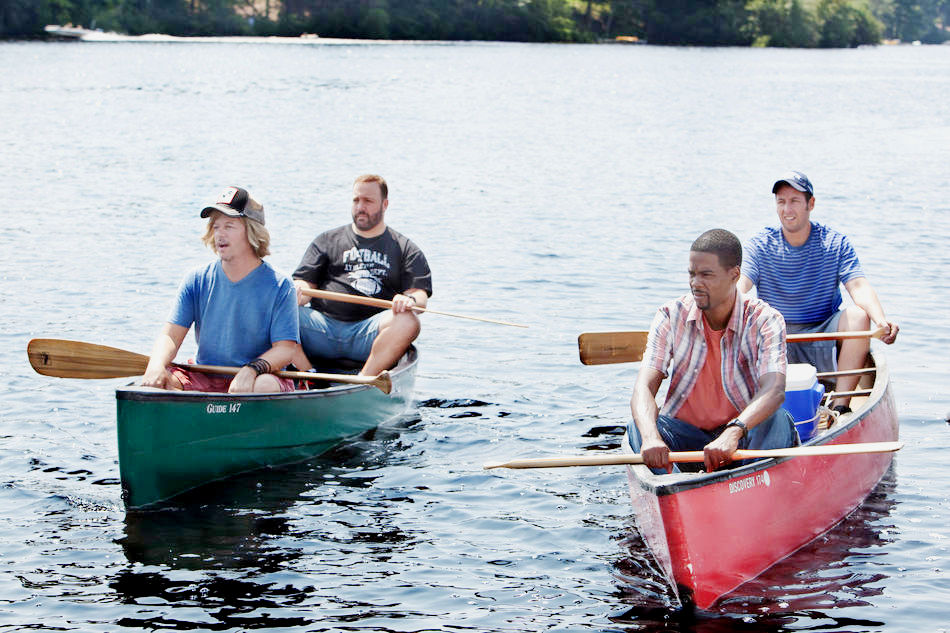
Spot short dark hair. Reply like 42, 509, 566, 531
354, 174, 388, 200
690, 229, 742, 269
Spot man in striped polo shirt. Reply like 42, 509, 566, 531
739, 171, 899, 415
628, 229, 798, 474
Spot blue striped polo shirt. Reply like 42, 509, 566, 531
741, 222, 864, 324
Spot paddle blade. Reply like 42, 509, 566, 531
578, 331, 649, 365
27, 338, 149, 379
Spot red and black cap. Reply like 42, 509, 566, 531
200, 186, 265, 225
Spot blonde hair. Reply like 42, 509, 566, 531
201, 213, 271, 258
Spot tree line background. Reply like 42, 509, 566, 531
2, 0, 948, 46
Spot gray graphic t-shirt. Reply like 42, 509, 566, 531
293, 225, 432, 322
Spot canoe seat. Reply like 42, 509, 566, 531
310, 357, 363, 373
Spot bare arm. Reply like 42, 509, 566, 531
737, 274, 754, 294
259, 339, 297, 371
844, 277, 899, 344
630, 367, 671, 472
703, 371, 786, 470
142, 323, 189, 388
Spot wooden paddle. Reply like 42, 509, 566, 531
483, 441, 903, 469
26, 338, 393, 393
824, 388, 872, 400
300, 288, 528, 328
816, 367, 877, 380
578, 326, 888, 365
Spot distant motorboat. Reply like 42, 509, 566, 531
42, 26, 366, 45
44, 24, 101, 40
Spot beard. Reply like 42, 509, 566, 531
692, 291, 710, 310
353, 208, 383, 231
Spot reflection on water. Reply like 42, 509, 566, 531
611, 465, 898, 630
112, 418, 424, 630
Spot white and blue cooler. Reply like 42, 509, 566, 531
783, 363, 825, 442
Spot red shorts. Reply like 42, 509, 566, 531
169, 367, 295, 393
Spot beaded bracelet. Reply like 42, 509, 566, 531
244, 358, 272, 376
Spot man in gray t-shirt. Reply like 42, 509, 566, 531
291, 174, 432, 377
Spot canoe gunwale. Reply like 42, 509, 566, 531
627, 346, 890, 498
116, 347, 417, 403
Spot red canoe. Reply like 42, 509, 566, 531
625, 347, 899, 610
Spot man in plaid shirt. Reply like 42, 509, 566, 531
628, 229, 798, 474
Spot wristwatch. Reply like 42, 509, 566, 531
725, 419, 747, 438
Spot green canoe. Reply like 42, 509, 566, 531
115, 348, 418, 509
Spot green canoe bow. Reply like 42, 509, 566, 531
116, 348, 417, 508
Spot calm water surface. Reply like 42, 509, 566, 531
1, 39, 949, 632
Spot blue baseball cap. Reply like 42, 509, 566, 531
772, 171, 814, 196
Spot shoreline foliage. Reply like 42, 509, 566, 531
2, 0, 948, 45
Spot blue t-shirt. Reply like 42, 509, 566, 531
168, 260, 300, 367
742, 222, 864, 325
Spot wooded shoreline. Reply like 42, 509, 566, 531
3, 1, 949, 47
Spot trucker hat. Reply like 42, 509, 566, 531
200, 186, 265, 225
772, 171, 814, 196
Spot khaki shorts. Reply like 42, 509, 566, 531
785, 310, 844, 373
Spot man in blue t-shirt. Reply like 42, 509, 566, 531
739, 171, 899, 414
142, 186, 300, 393
291, 174, 432, 377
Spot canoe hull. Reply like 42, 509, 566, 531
626, 348, 898, 609
116, 349, 417, 508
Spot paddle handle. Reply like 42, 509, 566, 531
300, 288, 528, 328
787, 326, 886, 343
484, 452, 698, 469
302, 288, 399, 311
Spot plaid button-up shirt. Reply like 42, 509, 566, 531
642, 290, 787, 419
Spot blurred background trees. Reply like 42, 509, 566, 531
3, 0, 948, 46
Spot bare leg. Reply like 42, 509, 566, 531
360, 311, 420, 376
253, 373, 284, 393
833, 306, 871, 409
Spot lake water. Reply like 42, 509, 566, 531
1, 39, 949, 632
